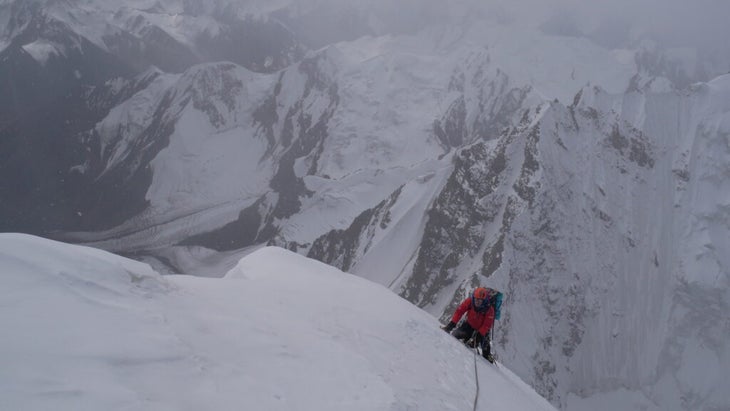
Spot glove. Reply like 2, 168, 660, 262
442, 321, 456, 333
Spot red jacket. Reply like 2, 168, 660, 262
451, 297, 495, 337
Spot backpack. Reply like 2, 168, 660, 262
487, 288, 503, 320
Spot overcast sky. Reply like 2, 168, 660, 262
473, 0, 730, 55
281, 0, 730, 60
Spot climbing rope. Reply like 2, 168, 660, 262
491, 319, 500, 363
470, 322, 499, 411
470, 331, 480, 411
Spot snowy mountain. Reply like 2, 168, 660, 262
0, 233, 557, 411
2, 1, 730, 410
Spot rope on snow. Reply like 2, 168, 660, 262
471, 331, 480, 411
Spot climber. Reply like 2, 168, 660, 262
442, 287, 501, 363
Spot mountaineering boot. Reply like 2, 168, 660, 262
482, 343, 495, 363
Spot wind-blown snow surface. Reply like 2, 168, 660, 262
0, 233, 556, 411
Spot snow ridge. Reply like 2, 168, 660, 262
0, 234, 556, 411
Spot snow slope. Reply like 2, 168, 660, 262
0, 233, 556, 411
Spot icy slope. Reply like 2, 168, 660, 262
0, 234, 556, 411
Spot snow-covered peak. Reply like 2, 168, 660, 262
0, 234, 556, 411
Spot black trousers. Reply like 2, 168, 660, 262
451, 322, 491, 356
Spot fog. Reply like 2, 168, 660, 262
520, 0, 730, 53
9, 0, 726, 57
287, 0, 730, 56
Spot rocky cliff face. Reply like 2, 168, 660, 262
453, 82, 730, 409
288, 73, 730, 410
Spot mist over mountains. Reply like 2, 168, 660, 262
1, 1, 729, 410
